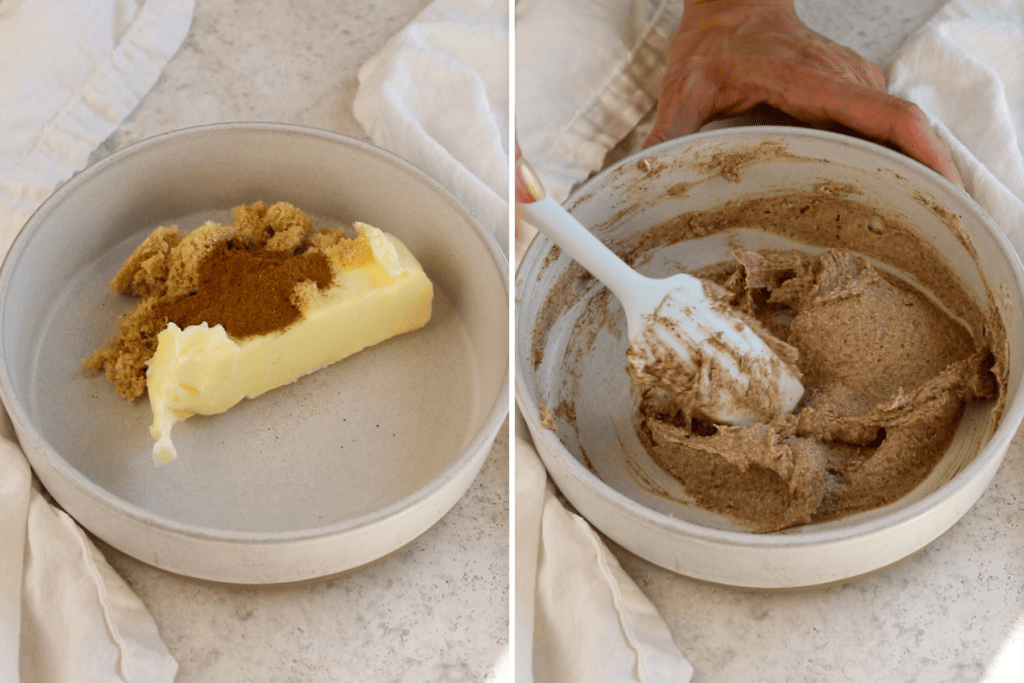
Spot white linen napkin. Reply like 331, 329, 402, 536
353, 0, 510, 255
887, 0, 1024, 254
515, 415, 693, 683
0, 1, 193, 681
515, 0, 1024, 681
514, 0, 683, 266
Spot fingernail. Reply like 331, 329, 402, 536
515, 155, 546, 203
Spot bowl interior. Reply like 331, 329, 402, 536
1, 124, 508, 536
517, 127, 1024, 538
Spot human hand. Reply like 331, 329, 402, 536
514, 139, 536, 204
515, 138, 544, 240
644, 0, 964, 188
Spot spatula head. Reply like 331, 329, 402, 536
626, 276, 805, 425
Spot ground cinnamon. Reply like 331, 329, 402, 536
155, 239, 333, 339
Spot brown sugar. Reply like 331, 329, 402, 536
84, 201, 348, 401
108, 225, 180, 297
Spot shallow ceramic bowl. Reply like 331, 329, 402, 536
0, 123, 508, 584
516, 126, 1024, 588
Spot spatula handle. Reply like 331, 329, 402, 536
516, 155, 642, 313
518, 195, 643, 303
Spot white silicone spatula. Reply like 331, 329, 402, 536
516, 152, 804, 426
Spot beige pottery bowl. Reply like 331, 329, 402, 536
516, 127, 1024, 588
0, 123, 509, 584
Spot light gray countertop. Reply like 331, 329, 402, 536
88, 1, 509, 681
602, 2, 1024, 682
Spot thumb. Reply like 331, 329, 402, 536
514, 138, 537, 204
643, 70, 719, 148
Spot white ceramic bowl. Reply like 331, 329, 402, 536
516, 127, 1024, 588
0, 123, 508, 584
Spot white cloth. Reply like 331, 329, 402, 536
887, 0, 1024, 255
514, 0, 683, 267
0, 1, 193, 681
515, 416, 693, 683
353, 0, 510, 254
515, 0, 681, 205
515, 0, 1024, 682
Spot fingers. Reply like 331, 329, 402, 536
644, 67, 721, 148
775, 76, 965, 188
642, 1, 964, 189
514, 139, 537, 203
645, 53, 963, 190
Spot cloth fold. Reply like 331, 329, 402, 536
533, 476, 692, 683
0, 1, 193, 681
515, 413, 693, 683
514, 0, 682, 205
515, 0, 1024, 681
887, 0, 1024, 254
353, 0, 510, 254
514, 0, 683, 267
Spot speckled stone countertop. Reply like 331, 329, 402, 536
601, 2, 1024, 682
88, 1, 509, 681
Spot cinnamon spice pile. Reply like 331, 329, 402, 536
162, 239, 332, 339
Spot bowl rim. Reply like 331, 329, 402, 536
0, 121, 510, 544
515, 124, 1024, 550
